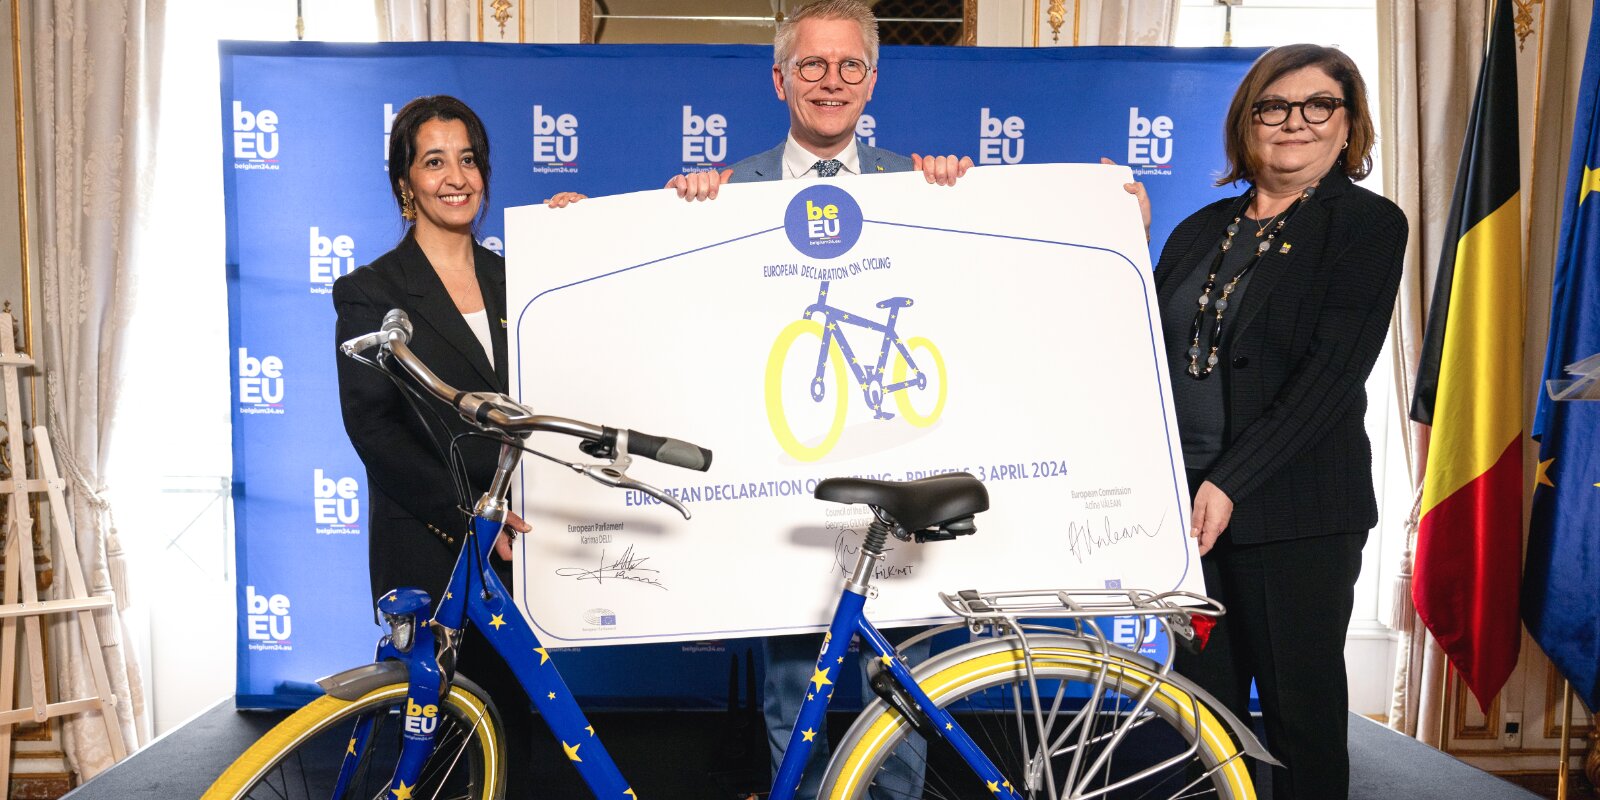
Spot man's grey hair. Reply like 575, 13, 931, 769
774, 0, 880, 69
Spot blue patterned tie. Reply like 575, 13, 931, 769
812, 159, 844, 178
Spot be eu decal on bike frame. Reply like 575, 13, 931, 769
784, 184, 863, 259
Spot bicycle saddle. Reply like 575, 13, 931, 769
814, 473, 987, 533
875, 297, 913, 309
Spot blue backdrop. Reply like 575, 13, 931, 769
222, 41, 1263, 709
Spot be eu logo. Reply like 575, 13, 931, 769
232, 101, 280, 170
237, 348, 284, 414
978, 108, 1024, 165
245, 586, 292, 649
855, 114, 876, 148
383, 103, 399, 165
681, 105, 728, 166
313, 469, 361, 533
532, 105, 579, 173
405, 697, 439, 736
784, 185, 863, 259
1127, 107, 1174, 171
309, 227, 356, 293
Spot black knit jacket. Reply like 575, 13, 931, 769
1154, 169, 1408, 543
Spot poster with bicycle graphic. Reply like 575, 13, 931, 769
506, 163, 1200, 644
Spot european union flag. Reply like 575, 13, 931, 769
1524, 0, 1600, 714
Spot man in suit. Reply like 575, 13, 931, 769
529, 3, 973, 790
665, 3, 969, 797
664, 0, 968, 201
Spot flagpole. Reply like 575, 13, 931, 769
1557, 680, 1573, 800
1437, 664, 1453, 748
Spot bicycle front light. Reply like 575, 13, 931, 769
375, 587, 433, 654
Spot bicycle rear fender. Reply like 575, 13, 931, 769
860, 633, 1279, 766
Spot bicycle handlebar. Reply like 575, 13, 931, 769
339, 310, 714, 473
620, 428, 713, 472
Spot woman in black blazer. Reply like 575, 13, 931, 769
332, 95, 533, 794
1156, 46, 1406, 800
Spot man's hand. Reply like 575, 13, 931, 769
911, 154, 973, 187
666, 168, 735, 201
493, 510, 531, 561
1100, 157, 1152, 240
545, 191, 587, 208
1190, 481, 1233, 556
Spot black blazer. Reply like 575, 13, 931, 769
333, 233, 510, 601
1154, 170, 1407, 544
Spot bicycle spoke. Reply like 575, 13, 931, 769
823, 641, 1249, 800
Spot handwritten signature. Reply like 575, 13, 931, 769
833, 530, 915, 580
555, 545, 667, 590
1065, 514, 1164, 564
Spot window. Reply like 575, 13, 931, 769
583, 0, 975, 46
119, 0, 378, 737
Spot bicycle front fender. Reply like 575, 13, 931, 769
855, 633, 1279, 767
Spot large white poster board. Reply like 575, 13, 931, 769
507, 163, 1199, 645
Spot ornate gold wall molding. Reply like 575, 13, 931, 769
1452, 680, 1499, 741
1514, 0, 1542, 51
475, 0, 527, 43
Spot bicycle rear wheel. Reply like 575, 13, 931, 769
821, 637, 1254, 800
203, 678, 505, 800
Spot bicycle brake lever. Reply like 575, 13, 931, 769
578, 463, 691, 520
574, 429, 692, 519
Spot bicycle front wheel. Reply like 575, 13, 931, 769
203, 678, 505, 800
765, 318, 850, 461
821, 638, 1254, 800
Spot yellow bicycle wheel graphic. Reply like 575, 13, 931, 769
890, 336, 947, 427
766, 319, 850, 461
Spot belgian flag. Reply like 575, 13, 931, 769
1409, 0, 1523, 710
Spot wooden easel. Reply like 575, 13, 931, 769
0, 312, 126, 788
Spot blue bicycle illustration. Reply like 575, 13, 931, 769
765, 280, 948, 461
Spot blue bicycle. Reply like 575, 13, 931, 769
766, 280, 948, 461
205, 310, 1269, 800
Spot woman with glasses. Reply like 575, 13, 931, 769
1153, 45, 1407, 799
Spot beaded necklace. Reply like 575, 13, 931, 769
1186, 186, 1314, 379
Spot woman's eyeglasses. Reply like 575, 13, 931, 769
794, 57, 872, 85
1252, 97, 1344, 126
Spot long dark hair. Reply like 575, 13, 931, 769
387, 95, 492, 232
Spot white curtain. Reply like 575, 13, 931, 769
29, 0, 160, 776
376, 0, 473, 41
1071, 0, 1182, 46
1376, 0, 1487, 744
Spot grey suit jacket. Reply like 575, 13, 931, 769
726, 139, 914, 183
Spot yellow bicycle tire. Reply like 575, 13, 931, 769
203, 680, 504, 800
765, 318, 850, 462
822, 644, 1254, 800
890, 336, 947, 428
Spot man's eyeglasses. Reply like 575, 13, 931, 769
1252, 97, 1345, 126
794, 57, 872, 85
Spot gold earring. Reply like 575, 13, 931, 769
400, 187, 416, 221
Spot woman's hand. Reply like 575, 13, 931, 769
1100, 157, 1151, 240
493, 510, 531, 561
544, 192, 587, 208
1190, 481, 1233, 556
